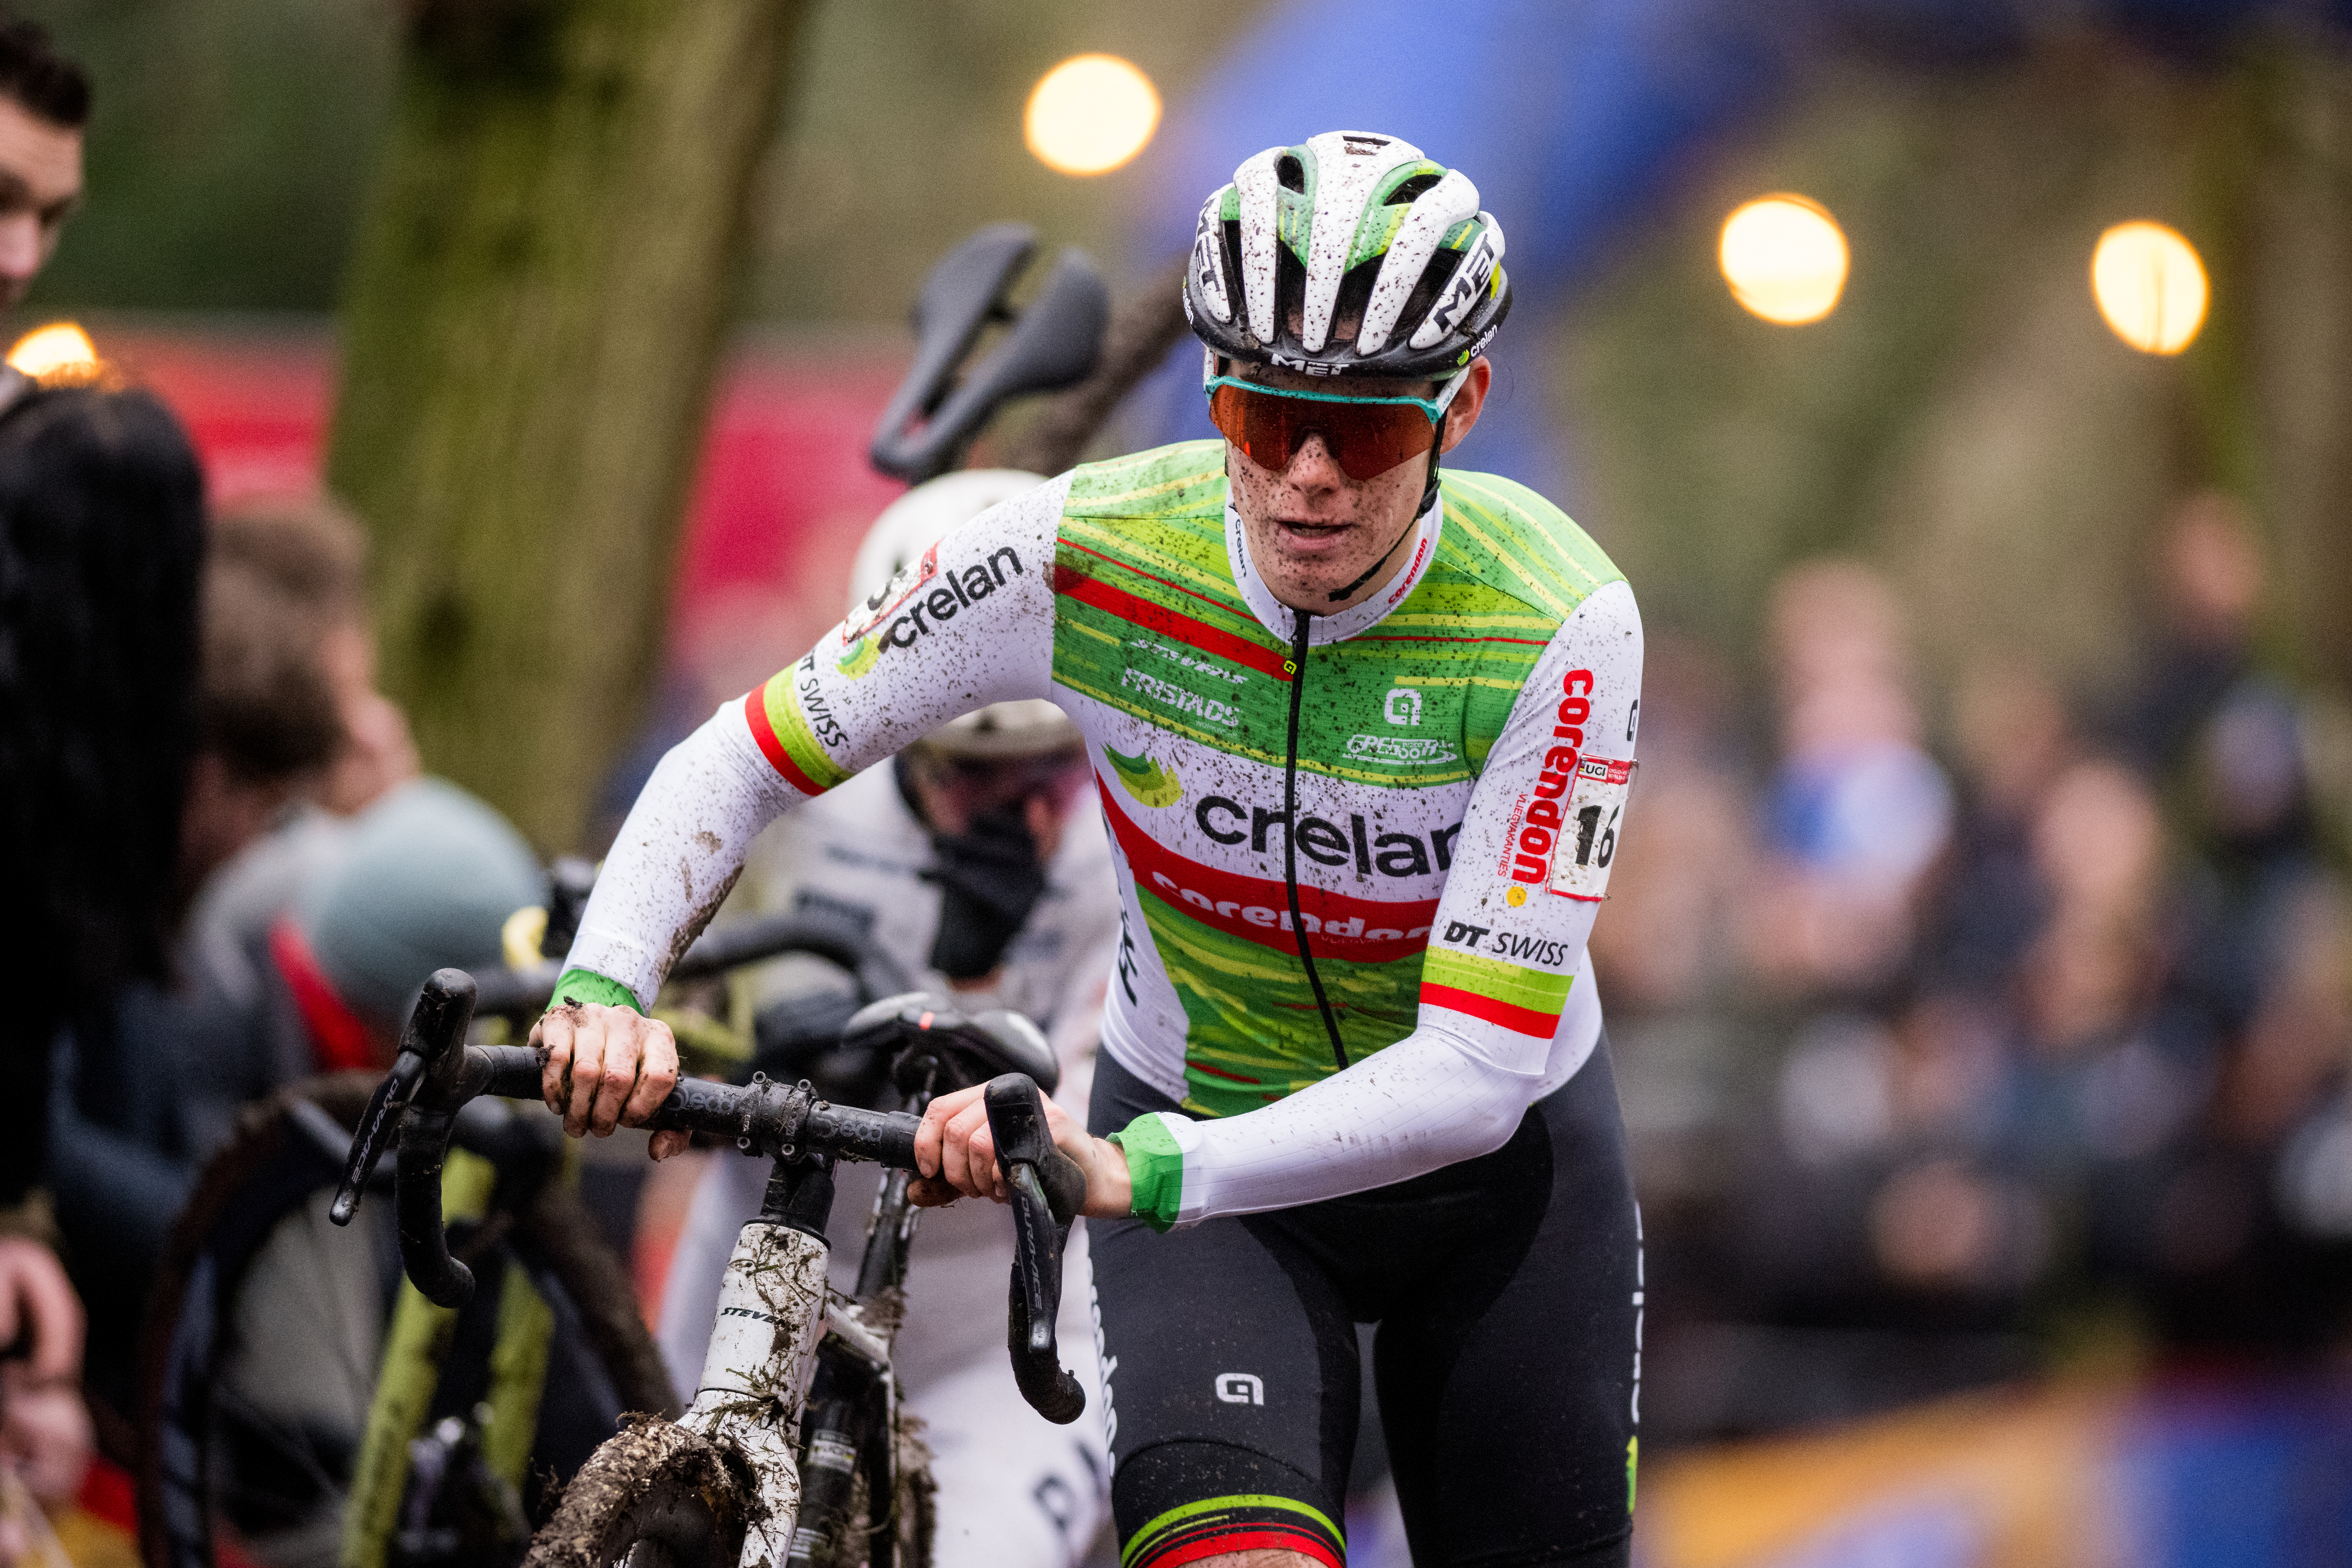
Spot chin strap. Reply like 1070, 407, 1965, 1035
1324, 507, 1420, 603
1324, 455, 1439, 605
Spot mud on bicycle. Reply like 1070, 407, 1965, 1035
332, 969, 1088, 1568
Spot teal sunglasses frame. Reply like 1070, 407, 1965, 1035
1200, 374, 1459, 424
1202, 371, 1468, 480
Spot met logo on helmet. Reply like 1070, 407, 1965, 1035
1426, 231, 1499, 341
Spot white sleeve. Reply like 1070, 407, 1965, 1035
560, 476, 1070, 1006
1123, 581, 1644, 1225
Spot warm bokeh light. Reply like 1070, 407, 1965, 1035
6, 321, 97, 381
1719, 195, 1850, 325
1024, 54, 1160, 176
2091, 221, 2208, 355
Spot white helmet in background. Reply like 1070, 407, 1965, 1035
847, 469, 1044, 616
849, 470, 1082, 762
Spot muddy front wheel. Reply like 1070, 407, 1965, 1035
523, 1417, 745, 1568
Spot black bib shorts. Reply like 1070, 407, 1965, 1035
1085, 1037, 1642, 1568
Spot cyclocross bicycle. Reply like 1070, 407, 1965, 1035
333, 969, 1087, 1568
135, 903, 911, 1568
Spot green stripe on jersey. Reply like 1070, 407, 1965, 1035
756, 672, 853, 791
1134, 889, 1422, 1117
1420, 946, 1571, 1013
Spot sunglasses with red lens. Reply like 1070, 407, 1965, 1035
1204, 375, 1460, 482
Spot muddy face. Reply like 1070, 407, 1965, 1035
1221, 358, 1489, 616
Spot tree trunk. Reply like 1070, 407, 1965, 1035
327, 0, 809, 852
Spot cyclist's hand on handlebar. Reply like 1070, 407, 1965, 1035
910, 1082, 1133, 1218
532, 1002, 687, 1156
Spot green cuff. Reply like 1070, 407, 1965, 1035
550, 967, 644, 1014
1108, 1112, 1185, 1233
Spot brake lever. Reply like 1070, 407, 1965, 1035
388, 970, 486, 1307
330, 1048, 427, 1226
984, 1073, 1086, 1424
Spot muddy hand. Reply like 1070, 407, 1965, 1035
532, 1001, 685, 1156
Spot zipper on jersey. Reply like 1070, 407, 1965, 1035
1284, 608, 1350, 1072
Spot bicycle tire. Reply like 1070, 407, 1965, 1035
521, 1416, 747, 1568
849, 1393, 933, 1568
135, 1075, 676, 1568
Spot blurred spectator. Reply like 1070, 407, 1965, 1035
49, 520, 346, 1417
59, 776, 543, 1414
182, 498, 419, 1026
1743, 560, 1953, 996
0, 382, 204, 1529
271, 776, 543, 1063
207, 498, 418, 815
0, 7, 86, 314
2117, 869, 2352, 1352
1921, 657, 2073, 993
50, 500, 411, 1419
176, 549, 348, 900
2107, 490, 2264, 775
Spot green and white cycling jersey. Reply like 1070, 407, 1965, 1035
558, 439, 1643, 1231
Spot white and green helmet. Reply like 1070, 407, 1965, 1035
1183, 129, 1511, 381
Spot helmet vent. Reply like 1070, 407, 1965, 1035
1335, 259, 1382, 343
1276, 154, 1306, 193
1400, 250, 1460, 336
1386, 173, 1440, 206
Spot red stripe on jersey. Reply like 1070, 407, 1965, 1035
1054, 556, 1291, 681
1097, 781, 1438, 966
1418, 981, 1562, 1038
742, 687, 823, 798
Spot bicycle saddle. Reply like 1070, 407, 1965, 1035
839, 992, 1059, 1098
867, 224, 1108, 483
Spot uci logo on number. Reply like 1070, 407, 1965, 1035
1215, 1373, 1264, 1406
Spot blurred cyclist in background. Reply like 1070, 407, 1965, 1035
658, 471, 1119, 1568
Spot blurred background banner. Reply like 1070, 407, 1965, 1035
1638, 1372, 2352, 1568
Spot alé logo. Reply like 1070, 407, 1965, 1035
835, 543, 1027, 677
1104, 744, 1181, 808
1349, 686, 1457, 766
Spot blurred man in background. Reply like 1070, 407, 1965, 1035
0, 9, 82, 314
659, 473, 1119, 1568
1744, 559, 1953, 998
180, 498, 420, 1042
